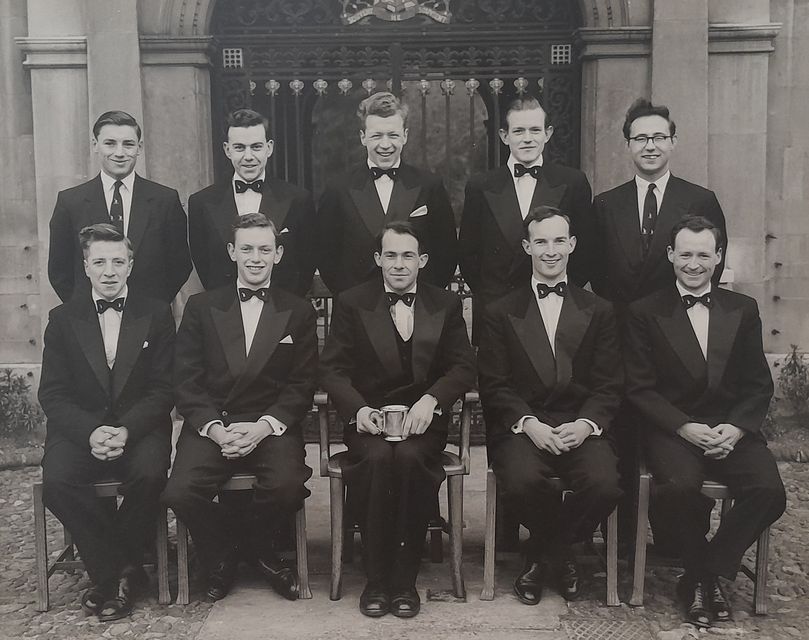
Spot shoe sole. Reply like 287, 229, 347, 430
391, 607, 419, 618
360, 607, 389, 618
513, 585, 541, 605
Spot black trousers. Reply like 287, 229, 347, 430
161, 428, 312, 572
488, 434, 622, 560
342, 427, 447, 591
42, 434, 170, 590
643, 429, 786, 579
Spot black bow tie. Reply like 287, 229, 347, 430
682, 293, 713, 309
96, 297, 125, 314
239, 287, 270, 302
370, 166, 398, 180
385, 292, 415, 307
234, 179, 263, 194
513, 163, 542, 179
536, 282, 567, 299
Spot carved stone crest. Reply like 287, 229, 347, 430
340, 0, 451, 25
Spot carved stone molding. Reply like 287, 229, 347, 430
708, 23, 781, 54
15, 37, 88, 69
139, 36, 214, 66
575, 27, 651, 59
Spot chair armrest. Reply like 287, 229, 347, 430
459, 390, 479, 475
314, 391, 330, 478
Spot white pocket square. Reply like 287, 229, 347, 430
280, 335, 294, 344
280, 227, 290, 233
142, 341, 149, 349
409, 205, 428, 218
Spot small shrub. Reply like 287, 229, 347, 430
778, 345, 809, 416
0, 369, 44, 439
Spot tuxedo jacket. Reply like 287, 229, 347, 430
625, 286, 773, 437
174, 285, 317, 436
188, 177, 316, 296
316, 163, 458, 295
458, 162, 594, 338
319, 280, 476, 432
591, 175, 727, 307
48, 174, 192, 303
478, 283, 623, 444
38, 293, 175, 450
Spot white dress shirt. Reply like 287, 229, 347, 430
93, 285, 128, 369
369, 160, 400, 214
634, 170, 670, 230
507, 154, 543, 219
232, 171, 265, 215
385, 283, 415, 342
100, 171, 135, 235
677, 281, 711, 360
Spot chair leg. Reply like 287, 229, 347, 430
329, 476, 344, 601
175, 516, 190, 605
606, 506, 619, 606
630, 474, 651, 607
295, 505, 312, 599
156, 506, 170, 605
481, 468, 497, 601
754, 526, 770, 615
34, 483, 50, 612
447, 475, 466, 600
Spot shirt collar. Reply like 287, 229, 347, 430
531, 275, 567, 291
676, 280, 712, 298
383, 282, 417, 295
232, 171, 266, 186
237, 277, 271, 292
367, 159, 402, 170
100, 170, 136, 192
92, 285, 128, 305
635, 170, 670, 193
507, 153, 544, 174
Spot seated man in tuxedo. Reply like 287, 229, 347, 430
625, 215, 786, 627
319, 221, 475, 618
317, 92, 458, 295
39, 223, 175, 621
478, 206, 623, 604
162, 213, 316, 602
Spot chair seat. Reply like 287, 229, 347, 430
325, 449, 465, 478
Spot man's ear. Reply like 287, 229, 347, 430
273, 244, 284, 264
418, 253, 429, 269
568, 234, 577, 253
227, 242, 236, 262
667, 245, 675, 264
521, 238, 531, 255
716, 246, 723, 262
374, 251, 382, 267
498, 128, 509, 145
266, 139, 275, 159
544, 125, 554, 142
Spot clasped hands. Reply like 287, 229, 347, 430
89, 425, 129, 461
676, 422, 744, 459
356, 394, 438, 438
523, 417, 593, 455
209, 420, 274, 459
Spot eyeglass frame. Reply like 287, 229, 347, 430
626, 134, 676, 146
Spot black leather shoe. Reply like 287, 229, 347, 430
359, 583, 390, 617
98, 575, 135, 622
390, 587, 420, 618
80, 585, 108, 616
257, 555, 299, 601
514, 560, 544, 605
706, 576, 732, 622
206, 558, 238, 601
677, 576, 711, 628
558, 550, 581, 601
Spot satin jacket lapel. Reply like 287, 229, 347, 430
211, 290, 247, 383
70, 300, 111, 396
529, 173, 566, 211
110, 301, 151, 400
127, 176, 152, 255
227, 293, 292, 404
349, 170, 386, 238
548, 289, 593, 405
411, 291, 444, 383
213, 184, 239, 245
613, 181, 644, 269
258, 181, 293, 230
386, 167, 421, 221
706, 295, 742, 392
359, 292, 403, 379
484, 168, 523, 252
508, 291, 556, 390
653, 291, 707, 382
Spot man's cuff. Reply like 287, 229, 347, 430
511, 415, 534, 434
259, 415, 287, 436
579, 418, 602, 436
199, 419, 223, 439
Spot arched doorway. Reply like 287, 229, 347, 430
208, 0, 583, 212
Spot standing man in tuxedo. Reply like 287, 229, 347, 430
478, 206, 623, 604
317, 92, 458, 295
162, 213, 316, 602
48, 111, 191, 304
40, 224, 175, 621
625, 216, 785, 628
591, 98, 727, 310
459, 95, 594, 341
319, 221, 475, 618
189, 108, 316, 295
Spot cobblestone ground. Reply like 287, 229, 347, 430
1, 463, 807, 640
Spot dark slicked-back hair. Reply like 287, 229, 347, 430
357, 92, 409, 129
92, 111, 142, 140
501, 95, 550, 130
669, 215, 723, 251
622, 98, 676, 140
79, 223, 133, 258
226, 108, 272, 140
376, 220, 424, 254
229, 212, 280, 245
522, 205, 572, 240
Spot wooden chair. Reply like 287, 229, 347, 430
481, 466, 619, 605
316, 390, 474, 601
631, 455, 771, 614
174, 472, 311, 604
33, 480, 170, 612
